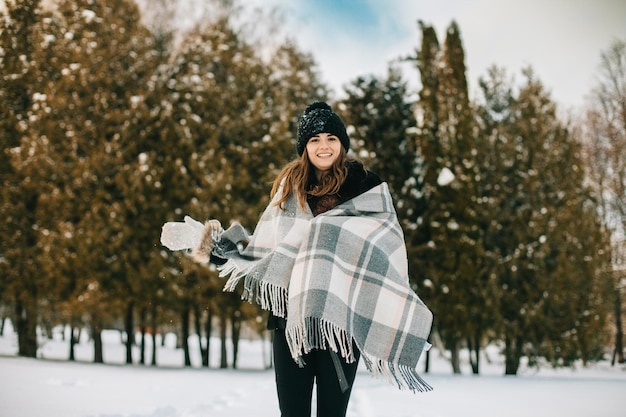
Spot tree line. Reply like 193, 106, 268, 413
1, 0, 624, 375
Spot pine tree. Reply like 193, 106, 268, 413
0, 0, 162, 362
267, 40, 330, 165
124, 4, 327, 367
474, 64, 517, 365
409, 21, 443, 373
339, 66, 417, 204
0, 0, 338, 366
413, 21, 489, 374
0, 0, 54, 358
66, 0, 158, 364
476, 67, 612, 373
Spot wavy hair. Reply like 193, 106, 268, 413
270, 147, 349, 210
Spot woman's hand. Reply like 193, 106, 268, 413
160, 215, 205, 251
191, 219, 222, 263
161, 216, 222, 263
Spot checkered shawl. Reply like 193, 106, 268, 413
215, 182, 433, 391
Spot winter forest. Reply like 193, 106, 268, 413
1, 0, 625, 383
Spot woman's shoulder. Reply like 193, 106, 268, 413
342, 160, 383, 199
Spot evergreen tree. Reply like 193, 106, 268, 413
413, 21, 488, 374
339, 66, 417, 204
476, 68, 612, 373
408, 23, 441, 371
123, 4, 327, 366
267, 40, 329, 165
0, 0, 163, 360
54, 0, 159, 364
0, 0, 334, 366
474, 65, 517, 366
0, 0, 57, 357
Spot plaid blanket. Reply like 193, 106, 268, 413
215, 182, 433, 391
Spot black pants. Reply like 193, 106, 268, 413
273, 329, 360, 417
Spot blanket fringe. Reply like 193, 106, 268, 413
360, 351, 433, 393
218, 259, 288, 318
285, 317, 433, 393
286, 317, 357, 363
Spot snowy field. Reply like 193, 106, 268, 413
0, 323, 624, 417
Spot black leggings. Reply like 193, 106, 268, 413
273, 329, 360, 417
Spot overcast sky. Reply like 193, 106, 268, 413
244, 0, 626, 111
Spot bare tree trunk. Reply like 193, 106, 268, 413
504, 334, 523, 375
449, 339, 461, 374
150, 330, 158, 366
181, 306, 191, 367
139, 307, 147, 365
231, 311, 241, 369
124, 301, 134, 365
92, 318, 103, 364
42, 317, 53, 340
69, 326, 77, 361
194, 305, 205, 366
613, 283, 624, 365
203, 306, 213, 367
468, 332, 481, 374
219, 313, 228, 368
15, 299, 37, 358
151, 303, 158, 366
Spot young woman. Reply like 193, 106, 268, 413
161, 102, 433, 417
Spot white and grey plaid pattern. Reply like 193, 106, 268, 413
215, 183, 433, 391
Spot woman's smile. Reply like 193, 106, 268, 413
306, 132, 341, 178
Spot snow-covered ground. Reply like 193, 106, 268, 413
0, 323, 624, 417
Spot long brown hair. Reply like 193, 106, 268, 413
270, 147, 349, 210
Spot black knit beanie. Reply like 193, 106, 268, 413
296, 101, 350, 156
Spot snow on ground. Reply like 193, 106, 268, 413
0, 324, 624, 417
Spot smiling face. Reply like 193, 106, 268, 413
305, 132, 342, 179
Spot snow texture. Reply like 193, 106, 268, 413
0, 326, 624, 417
